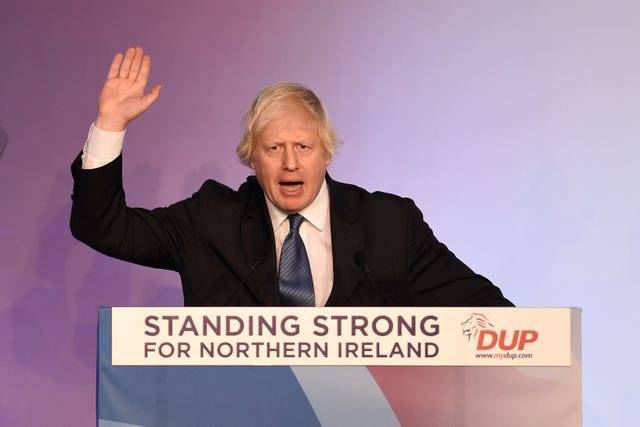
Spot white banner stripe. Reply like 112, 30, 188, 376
291, 366, 401, 427
98, 419, 147, 427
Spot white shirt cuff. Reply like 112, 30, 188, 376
81, 123, 125, 169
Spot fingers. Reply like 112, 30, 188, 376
129, 47, 144, 80
107, 53, 123, 79
116, 47, 147, 81
136, 54, 152, 85
118, 47, 136, 78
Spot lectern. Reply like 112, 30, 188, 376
98, 307, 581, 426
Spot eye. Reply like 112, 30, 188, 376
298, 144, 310, 151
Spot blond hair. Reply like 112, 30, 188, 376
237, 82, 340, 165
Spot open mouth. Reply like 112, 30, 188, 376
280, 181, 303, 192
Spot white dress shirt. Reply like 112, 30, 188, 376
265, 180, 333, 307
81, 124, 334, 306
81, 124, 126, 169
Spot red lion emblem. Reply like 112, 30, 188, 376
461, 313, 494, 341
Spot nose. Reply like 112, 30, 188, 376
282, 147, 299, 171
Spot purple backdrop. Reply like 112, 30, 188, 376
1, 1, 638, 425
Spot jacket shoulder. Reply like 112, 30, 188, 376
327, 176, 417, 214
189, 175, 261, 204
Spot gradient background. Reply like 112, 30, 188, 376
1, 0, 638, 425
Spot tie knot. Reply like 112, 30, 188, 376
288, 214, 304, 232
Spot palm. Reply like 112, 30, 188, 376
96, 47, 161, 131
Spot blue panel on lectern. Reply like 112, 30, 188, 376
98, 308, 321, 427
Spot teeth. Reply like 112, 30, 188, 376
281, 183, 302, 192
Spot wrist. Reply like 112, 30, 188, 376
94, 115, 127, 132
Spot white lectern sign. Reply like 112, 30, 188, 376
112, 307, 572, 366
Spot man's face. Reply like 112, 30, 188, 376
250, 105, 331, 214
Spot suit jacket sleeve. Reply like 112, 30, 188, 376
70, 153, 201, 272
70, 152, 277, 306
328, 178, 513, 307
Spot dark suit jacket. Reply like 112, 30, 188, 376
70, 154, 512, 307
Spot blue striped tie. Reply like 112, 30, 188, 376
279, 214, 315, 306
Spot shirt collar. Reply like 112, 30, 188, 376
265, 179, 329, 232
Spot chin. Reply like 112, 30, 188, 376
276, 200, 306, 214
281, 205, 303, 214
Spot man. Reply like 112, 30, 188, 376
71, 47, 512, 307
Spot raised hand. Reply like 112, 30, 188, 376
95, 47, 162, 131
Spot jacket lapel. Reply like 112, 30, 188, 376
325, 176, 364, 306
239, 175, 364, 306
240, 177, 280, 305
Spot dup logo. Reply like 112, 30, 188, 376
461, 313, 538, 351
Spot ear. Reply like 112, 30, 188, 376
249, 158, 256, 169
325, 154, 332, 166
